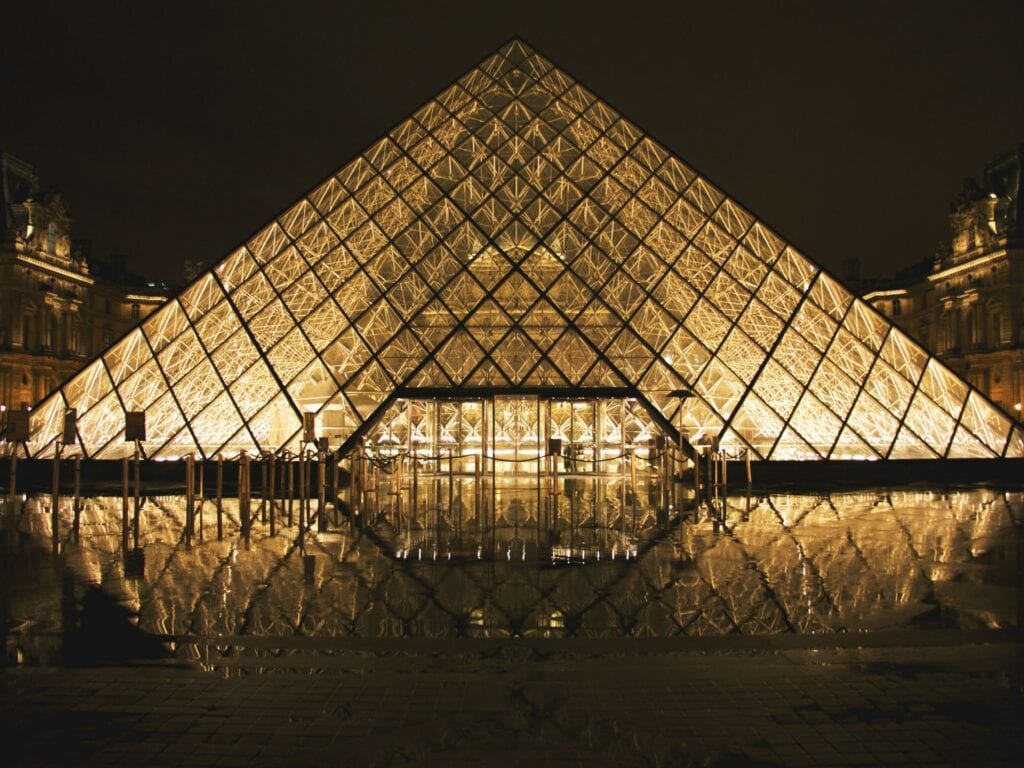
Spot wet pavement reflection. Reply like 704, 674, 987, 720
1, 488, 1020, 666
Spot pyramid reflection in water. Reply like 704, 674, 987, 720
5, 489, 1018, 657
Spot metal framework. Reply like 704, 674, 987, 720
12, 39, 1024, 461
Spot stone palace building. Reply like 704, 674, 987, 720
0, 152, 168, 411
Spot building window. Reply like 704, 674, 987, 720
130, 303, 141, 321
991, 312, 1001, 346
892, 299, 901, 317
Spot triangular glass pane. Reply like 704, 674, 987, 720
287, 358, 340, 413
661, 326, 711, 385
831, 425, 878, 461
493, 328, 542, 384
917, 358, 969, 419
946, 424, 997, 459
118, 358, 170, 412
717, 327, 766, 384
62, 359, 114, 417
302, 298, 348, 353
407, 360, 454, 389
408, 299, 457, 352
787, 392, 843, 457
465, 298, 515, 352
958, 390, 1011, 455
751, 360, 804, 423
548, 329, 598, 385
730, 393, 785, 460
880, 329, 927, 386
464, 357, 513, 387
103, 329, 152, 387
436, 330, 486, 384
521, 298, 565, 351
322, 327, 373, 387
696, 358, 746, 420
889, 425, 939, 459
189, 391, 246, 459
676, 396, 724, 446
266, 328, 317, 387
808, 358, 861, 422
229, 358, 280, 420
575, 299, 623, 351
845, 390, 901, 455
581, 359, 628, 388
523, 358, 570, 386
771, 427, 820, 461
250, 393, 302, 452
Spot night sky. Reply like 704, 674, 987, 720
2, 1, 1022, 286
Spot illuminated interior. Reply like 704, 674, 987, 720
356, 393, 675, 551
11, 39, 1024, 462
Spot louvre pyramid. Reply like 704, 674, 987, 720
18, 39, 1024, 461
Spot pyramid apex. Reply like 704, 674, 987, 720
496, 37, 536, 63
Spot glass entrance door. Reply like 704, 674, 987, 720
351, 393, 677, 559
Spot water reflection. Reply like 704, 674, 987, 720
1, 489, 1019, 665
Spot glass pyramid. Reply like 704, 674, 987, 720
16, 39, 1024, 461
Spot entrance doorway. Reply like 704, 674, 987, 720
347, 393, 681, 558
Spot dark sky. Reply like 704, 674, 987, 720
2, 1, 1022, 286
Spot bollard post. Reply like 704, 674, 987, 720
121, 455, 130, 550
186, 453, 195, 545
473, 453, 481, 533
553, 448, 561, 538
721, 451, 728, 518
268, 453, 277, 536
411, 449, 419, 529
394, 452, 403, 532
287, 454, 294, 528
349, 450, 358, 527
216, 454, 224, 540
629, 449, 637, 536
332, 451, 340, 526
197, 457, 204, 540
712, 450, 720, 518
693, 450, 701, 511
7, 447, 17, 548
51, 441, 61, 552
298, 449, 306, 532
73, 454, 82, 538
133, 441, 141, 550
317, 448, 327, 532
448, 450, 455, 541
744, 449, 752, 520
260, 456, 268, 524
241, 453, 251, 543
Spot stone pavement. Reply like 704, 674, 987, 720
1, 631, 1021, 767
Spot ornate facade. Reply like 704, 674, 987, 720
0, 152, 167, 411
863, 145, 1024, 418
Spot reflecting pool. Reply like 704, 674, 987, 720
2, 488, 1020, 666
